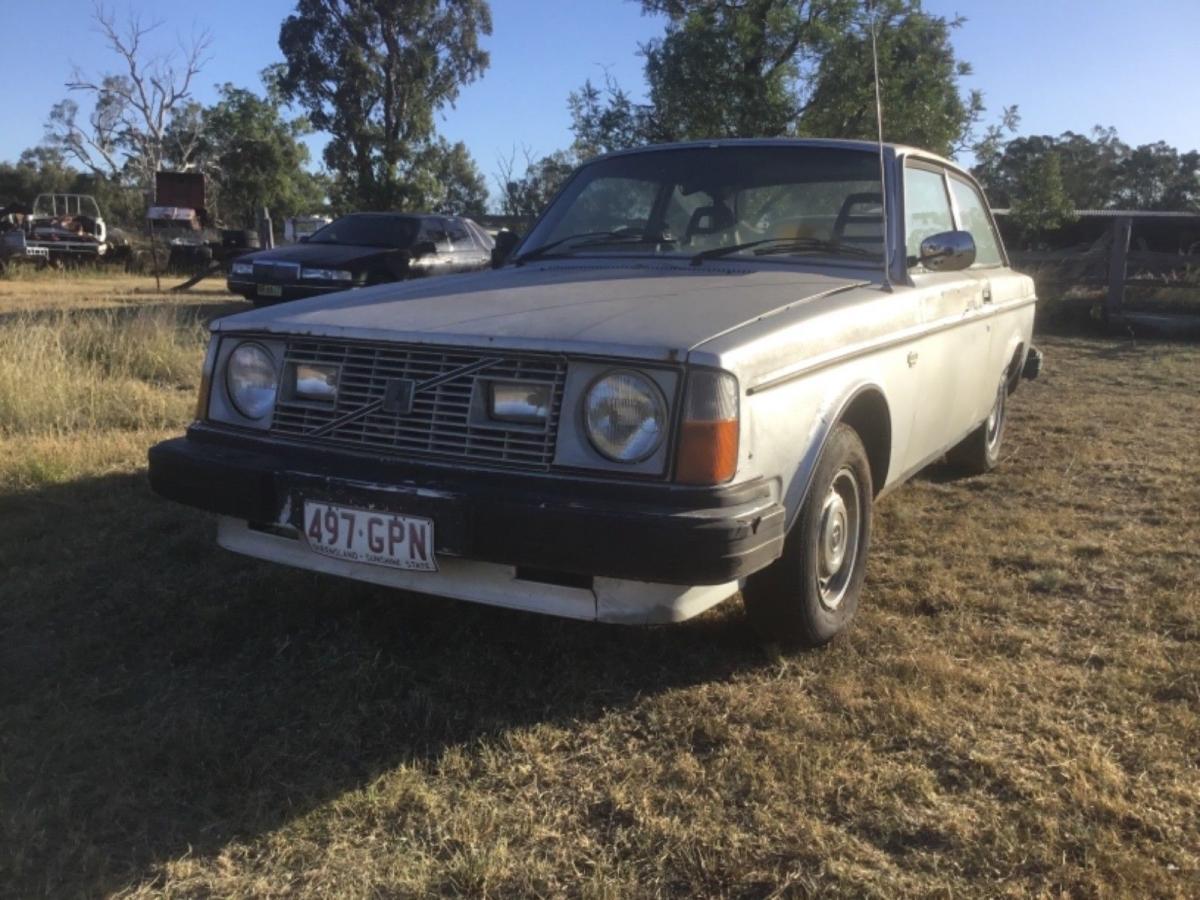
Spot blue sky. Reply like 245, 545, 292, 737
2, 0, 1196, 196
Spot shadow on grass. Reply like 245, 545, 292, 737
0, 467, 763, 896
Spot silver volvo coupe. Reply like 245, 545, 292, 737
149, 139, 1040, 647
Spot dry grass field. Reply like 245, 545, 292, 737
1, 272, 1198, 898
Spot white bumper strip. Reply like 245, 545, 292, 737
216, 517, 738, 624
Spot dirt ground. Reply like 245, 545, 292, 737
1, 273, 1197, 897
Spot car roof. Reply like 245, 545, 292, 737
587, 137, 966, 179
337, 211, 469, 224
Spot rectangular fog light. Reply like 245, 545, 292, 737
488, 381, 550, 425
293, 363, 338, 403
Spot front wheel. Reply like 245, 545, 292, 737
743, 423, 874, 648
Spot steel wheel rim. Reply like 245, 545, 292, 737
986, 381, 1006, 451
817, 466, 861, 611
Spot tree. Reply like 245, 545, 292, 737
975, 128, 1129, 210
639, 0, 855, 141
1008, 152, 1077, 241
278, 0, 492, 211
415, 139, 489, 217
568, 0, 986, 159
568, 75, 649, 160
45, 3, 211, 187
0, 147, 144, 227
194, 83, 328, 229
799, 0, 983, 156
494, 149, 576, 219
0, 148, 77, 204
972, 128, 1199, 213
1116, 142, 1200, 211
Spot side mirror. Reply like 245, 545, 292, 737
918, 230, 976, 272
491, 230, 521, 268
411, 240, 438, 258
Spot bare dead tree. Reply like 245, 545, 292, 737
46, 2, 212, 187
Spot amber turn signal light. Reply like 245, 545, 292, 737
675, 370, 739, 485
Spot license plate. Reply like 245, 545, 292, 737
258, 284, 283, 297
302, 502, 437, 572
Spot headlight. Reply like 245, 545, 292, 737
226, 342, 278, 420
584, 370, 667, 462
300, 267, 353, 282
231, 261, 253, 276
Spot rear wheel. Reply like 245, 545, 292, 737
743, 423, 873, 648
947, 372, 1007, 475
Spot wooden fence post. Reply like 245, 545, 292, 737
1105, 216, 1132, 321
258, 207, 274, 250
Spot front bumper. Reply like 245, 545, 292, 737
226, 277, 354, 304
147, 430, 786, 589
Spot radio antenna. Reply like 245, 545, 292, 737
866, 1, 893, 291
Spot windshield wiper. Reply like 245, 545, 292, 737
690, 236, 880, 266
514, 231, 675, 265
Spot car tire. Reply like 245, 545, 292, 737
947, 372, 1007, 475
743, 423, 873, 649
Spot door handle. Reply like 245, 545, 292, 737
982, 286, 993, 303
907, 351, 919, 368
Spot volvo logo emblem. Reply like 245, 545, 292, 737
381, 379, 416, 415
305, 357, 502, 438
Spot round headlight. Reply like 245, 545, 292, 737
584, 370, 667, 462
226, 342, 278, 420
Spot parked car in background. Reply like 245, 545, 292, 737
151, 139, 1039, 647
227, 212, 494, 306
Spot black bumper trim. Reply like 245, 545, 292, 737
148, 434, 785, 586
226, 278, 348, 304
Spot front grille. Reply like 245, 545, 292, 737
270, 338, 567, 470
254, 261, 300, 282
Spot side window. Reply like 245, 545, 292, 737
904, 166, 954, 263
419, 219, 451, 252
444, 218, 473, 250
464, 218, 494, 250
949, 176, 1003, 266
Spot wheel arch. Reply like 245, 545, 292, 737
782, 382, 892, 533
1005, 340, 1026, 395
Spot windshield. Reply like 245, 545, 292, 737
308, 214, 419, 249
519, 145, 885, 266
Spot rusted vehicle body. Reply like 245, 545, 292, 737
149, 139, 1039, 646
24, 194, 107, 262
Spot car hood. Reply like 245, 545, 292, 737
216, 259, 872, 361
240, 243, 398, 267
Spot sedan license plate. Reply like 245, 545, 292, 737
258, 284, 283, 298
303, 502, 437, 572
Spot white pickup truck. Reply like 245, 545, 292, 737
149, 139, 1039, 647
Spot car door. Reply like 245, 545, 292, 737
902, 161, 993, 465
417, 218, 454, 276
947, 172, 1021, 395
445, 217, 488, 272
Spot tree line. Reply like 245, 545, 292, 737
2, 0, 1197, 233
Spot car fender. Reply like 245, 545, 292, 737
780, 379, 890, 533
